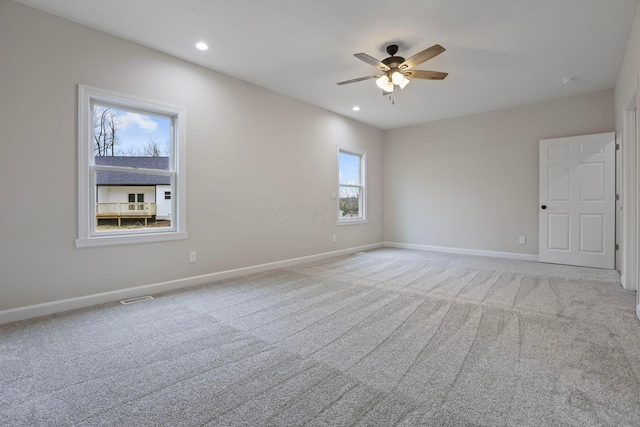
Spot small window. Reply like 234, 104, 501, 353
76, 85, 187, 247
164, 191, 171, 200
337, 145, 367, 225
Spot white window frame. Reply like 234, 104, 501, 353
76, 84, 187, 248
337, 144, 367, 225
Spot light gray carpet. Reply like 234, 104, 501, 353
1, 248, 639, 426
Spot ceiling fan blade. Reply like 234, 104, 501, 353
336, 74, 383, 85
399, 44, 445, 70
404, 70, 448, 80
354, 53, 390, 71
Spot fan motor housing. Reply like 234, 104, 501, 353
382, 56, 406, 68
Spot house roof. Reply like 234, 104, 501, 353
95, 156, 170, 185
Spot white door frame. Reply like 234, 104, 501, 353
538, 133, 616, 269
621, 82, 638, 305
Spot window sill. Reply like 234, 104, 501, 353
75, 231, 188, 248
336, 218, 368, 226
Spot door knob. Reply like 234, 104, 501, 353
541, 205, 547, 209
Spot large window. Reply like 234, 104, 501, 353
337, 145, 367, 225
76, 85, 187, 247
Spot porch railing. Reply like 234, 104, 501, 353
96, 202, 156, 217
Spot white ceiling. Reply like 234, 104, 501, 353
14, 0, 640, 130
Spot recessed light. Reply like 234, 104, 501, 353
195, 42, 209, 51
352, 106, 360, 111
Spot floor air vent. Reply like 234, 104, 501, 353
120, 296, 154, 305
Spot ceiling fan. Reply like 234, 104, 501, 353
337, 44, 448, 93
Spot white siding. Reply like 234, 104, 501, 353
97, 186, 109, 203
97, 186, 156, 203
155, 185, 172, 220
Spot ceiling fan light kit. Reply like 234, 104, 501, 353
391, 71, 405, 85
375, 71, 410, 94
376, 75, 395, 92
337, 43, 448, 94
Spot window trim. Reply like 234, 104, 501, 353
76, 84, 187, 248
336, 144, 367, 226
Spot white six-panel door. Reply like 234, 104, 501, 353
539, 132, 615, 269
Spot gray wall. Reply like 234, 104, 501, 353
0, 1, 384, 311
383, 90, 614, 255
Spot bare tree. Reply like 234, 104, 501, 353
122, 145, 140, 156
115, 138, 166, 157
143, 137, 162, 157
107, 109, 118, 156
93, 107, 119, 156
93, 108, 107, 156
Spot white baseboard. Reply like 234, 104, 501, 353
0, 242, 383, 325
383, 241, 539, 262
637, 304, 640, 321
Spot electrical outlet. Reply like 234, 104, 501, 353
378, 228, 381, 236
332, 234, 336, 243
519, 237, 526, 245
189, 251, 197, 263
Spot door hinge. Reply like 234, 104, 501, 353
616, 143, 620, 150
616, 194, 620, 201
615, 244, 619, 251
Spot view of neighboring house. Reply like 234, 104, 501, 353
95, 156, 171, 225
